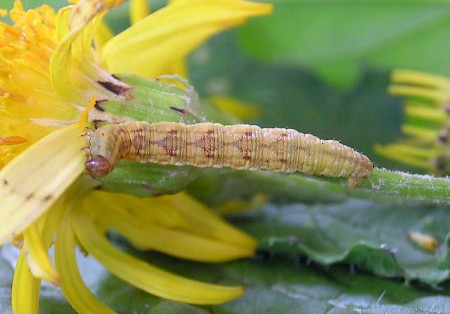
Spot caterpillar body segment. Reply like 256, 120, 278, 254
86, 121, 373, 188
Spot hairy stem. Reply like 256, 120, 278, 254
355, 168, 450, 204
189, 168, 450, 205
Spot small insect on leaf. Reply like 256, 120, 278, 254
406, 230, 439, 252
86, 122, 373, 188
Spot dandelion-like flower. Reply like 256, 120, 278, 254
0, 0, 272, 312
375, 70, 450, 176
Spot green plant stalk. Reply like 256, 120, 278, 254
356, 168, 450, 204
188, 168, 450, 205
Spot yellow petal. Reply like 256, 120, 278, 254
20, 196, 69, 285
12, 249, 41, 314
72, 206, 244, 305
130, 0, 150, 24
391, 69, 450, 89
388, 85, 449, 103
91, 200, 254, 262
102, 0, 273, 77
373, 144, 432, 170
379, 143, 437, 158
68, 0, 125, 30
55, 208, 115, 314
209, 96, 262, 121
84, 191, 254, 261
165, 59, 188, 78
402, 125, 437, 141
404, 102, 446, 123
51, 6, 92, 100
86, 190, 187, 228
51, 5, 122, 101
123, 226, 254, 262
23, 223, 59, 285
0, 124, 86, 245
163, 193, 257, 249
93, 20, 115, 50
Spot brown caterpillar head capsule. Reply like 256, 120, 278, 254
85, 155, 113, 177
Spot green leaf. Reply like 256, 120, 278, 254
2, 243, 449, 313
219, 260, 450, 314
237, 0, 450, 88
233, 199, 450, 285
98, 161, 203, 197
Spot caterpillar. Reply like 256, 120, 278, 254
86, 122, 373, 189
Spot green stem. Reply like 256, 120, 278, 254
189, 168, 450, 205
356, 168, 450, 204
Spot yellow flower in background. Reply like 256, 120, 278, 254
0, 0, 272, 312
375, 70, 450, 175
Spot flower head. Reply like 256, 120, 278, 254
375, 69, 450, 176
0, 0, 272, 312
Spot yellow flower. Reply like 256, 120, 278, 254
375, 69, 450, 176
0, 0, 272, 312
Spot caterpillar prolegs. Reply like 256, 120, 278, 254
86, 122, 373, 189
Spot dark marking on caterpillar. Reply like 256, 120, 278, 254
42, 194, 53, 202
92, 120, 105, 124
98, 80, 129, 96
94, 100, 106, 112
86, 122, 374, 189
2, 179, 8, 186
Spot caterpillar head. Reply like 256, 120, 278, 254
85, 155, 114, 177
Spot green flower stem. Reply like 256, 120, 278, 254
188, 169, 348, 205
189, 168, 450, 205
356, 168, 450, 204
